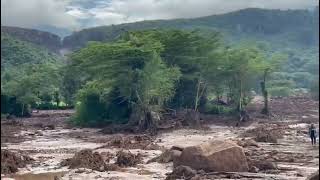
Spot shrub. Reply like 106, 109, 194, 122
72, 84, 130, 127
72, 88, 107, 127
202, 102, 234, 115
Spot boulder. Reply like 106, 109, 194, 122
174, 140, 248, 172
307, 170, 319, 180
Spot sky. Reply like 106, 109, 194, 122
1, 0, 319, 31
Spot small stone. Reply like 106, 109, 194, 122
249, 166, 259, 173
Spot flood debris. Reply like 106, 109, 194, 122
242, 125, 285, 143
98, 135, 163, 150
147, 149, 182, 164
147, 146, 182, 164
1, 149, 34, 174
115, 150, 143, 167
235, 138, 260, 148
165, 165, 198, 180
60, 149, 109, 172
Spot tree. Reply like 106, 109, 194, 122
69, 33, 181, 131
1, 62, 62, 116
126, 30, 222, 110
223, 46, 265, 121
258, 53, 287, 115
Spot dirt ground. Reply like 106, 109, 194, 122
1, 96, 319, 180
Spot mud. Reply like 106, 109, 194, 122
115, 151, 143, 167
1, 96, 319, 179
1, 149, 34, 174
97, 135, 163, 150
60, 149, 109, 172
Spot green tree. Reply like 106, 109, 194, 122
258, 53, 287, 115
69, 34, 181, 131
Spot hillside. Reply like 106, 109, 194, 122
1, 33, 61, 70
62, 8, 319, 50
1, 26, 62, 53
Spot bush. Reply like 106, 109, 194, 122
202, 102, 234, 115
72, 84, 130, 127
72, 89, 107, 127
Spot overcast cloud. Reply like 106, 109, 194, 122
1, 0, 319, 30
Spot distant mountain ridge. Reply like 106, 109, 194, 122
1, 26, 62, 53
1, 7, 319, 53
62, 7, 319, 50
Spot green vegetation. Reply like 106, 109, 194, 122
1, 33, 58, 70
66, 29, 290, 127
1, 33, 65, 116
1, 8, 318, 130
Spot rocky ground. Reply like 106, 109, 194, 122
1, 96, 319, 180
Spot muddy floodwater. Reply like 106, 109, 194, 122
1, 97, 319, 180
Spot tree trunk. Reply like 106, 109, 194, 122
238, 79, 243, 112
21, 104, 25, 117
185, 109, 200, 128
140, 110, 158, 135
129, 105, 158, 135
261, 70, 269, 115
194, 78, 201, 111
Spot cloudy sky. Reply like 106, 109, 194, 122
1, 0, 319, 31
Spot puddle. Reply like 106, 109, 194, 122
7, 171, 67, 180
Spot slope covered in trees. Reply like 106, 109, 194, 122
1, 33, 60, 70
1, 26, 61, 53
1, 31, 64, 116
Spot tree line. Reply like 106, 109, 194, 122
1, 30, 318, 131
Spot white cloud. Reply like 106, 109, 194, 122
74, 0, 319, 27
1, 0, 319, 29
1, 0, 79, 29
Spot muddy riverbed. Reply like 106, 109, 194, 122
1, 97, 319, 180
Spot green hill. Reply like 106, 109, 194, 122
1, 26, 61, 53
1, 32, 60, 71
62, 8, 319, 50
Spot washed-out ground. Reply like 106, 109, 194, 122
1, 96, 319, 180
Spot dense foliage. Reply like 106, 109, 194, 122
65, 30, 289, 127
1, 33, 64, 116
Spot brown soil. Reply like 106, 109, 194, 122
97, 135, 163, 150
60, 149, 109, 172
1, 120, 26, 145
1, 149, 34, 174
1, 110, 74, 146
115, 150, 143, 167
